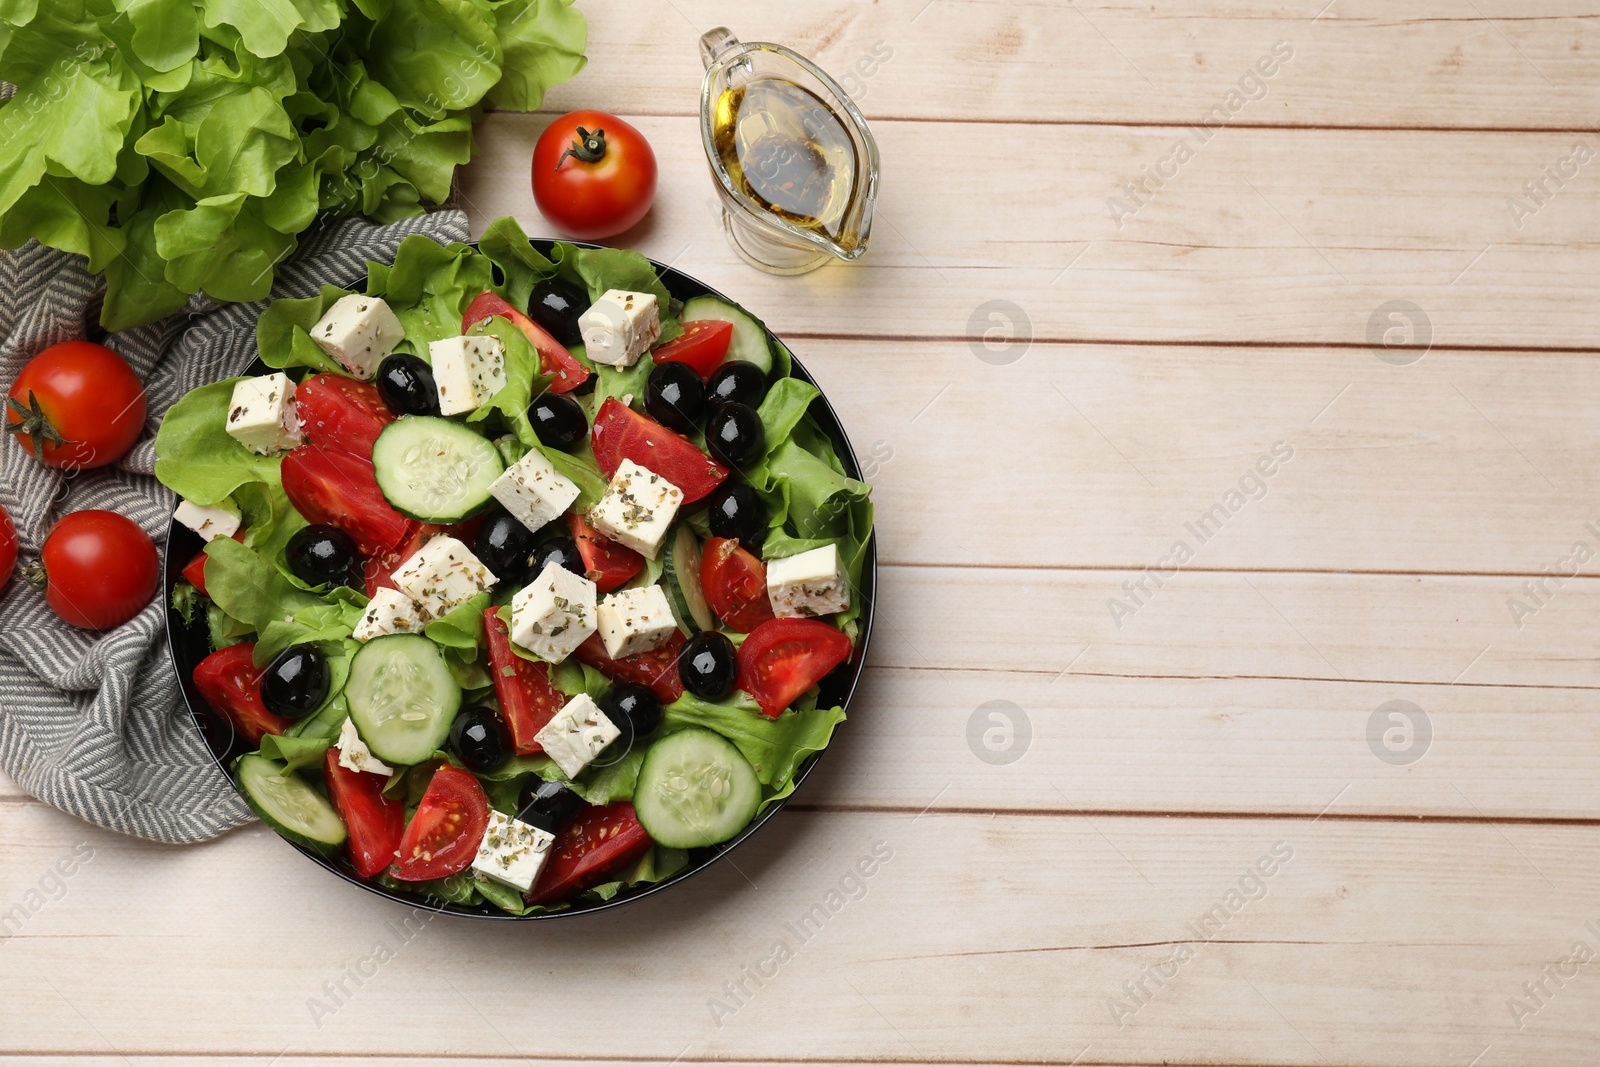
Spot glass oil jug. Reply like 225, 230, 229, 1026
698, 27, 881, 275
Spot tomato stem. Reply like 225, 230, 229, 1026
5, 390, 75, 459
555, 126, 607, 169
21, 559, 45, 593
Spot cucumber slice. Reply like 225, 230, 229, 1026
345, 635, 463, 765
236, 754, 347, 853
664, 525, 715, 634
633, 728, 761, 848
681, 296, 773, 374
372, 416, 504, 523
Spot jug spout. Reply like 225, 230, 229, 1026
699, 27, 741, 70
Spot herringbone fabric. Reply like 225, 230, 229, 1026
0, 209, 471, 843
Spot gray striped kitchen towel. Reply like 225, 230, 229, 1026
0, 208, 472, 844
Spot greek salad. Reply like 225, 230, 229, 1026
157, 217, 873, 913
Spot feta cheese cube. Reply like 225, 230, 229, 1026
351, 587, 424, 642
225, 373, 303, 455
587, 459, 683, 559
429, 335, 506, 416
173, 498, 240, 542
534, 693, 620, 779
597, 584, 678, 660
309, 294, 404, 380
509, 560, 597, 664
488, 447, 580, 534
471, 808, 554, 893
337, 716, 394, 777
578, 289, 660, 368
390, 535, 497, 623
766, 543, 851, 619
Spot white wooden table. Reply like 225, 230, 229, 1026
6, 3, 1600, 1063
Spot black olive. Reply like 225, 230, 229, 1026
517, 778, 584, 833
260, 644, 330, 718
570, 371, 597, 396
531, 535, 585, 579
449, 705, 511, 773
706, 402, 765, 469
527, 278, 590, 347
706, 360, 767, 410
474, 509, 538, 586
706, 480, 767, 553
375, 353, 441, 417
285, 525, 363, 590
645, 362, 706, 433
600, 682, 662, 753
678, 632, 738, 701
528, 392, 588, 452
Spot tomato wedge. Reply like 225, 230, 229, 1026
565, 511, 642, 592
574, 630, 685, 704
324, 748, 405, 880
390, 764, 491, 882
192, 644, 294, 746
737, 618, 854, 718
527, 801, 653, 905
181, 529, 246, 596
484, 607, 567, 754
589, 398, 728, 504
295, 374, 395, 456
463, 291, 590, 394
282, 445, 413, 560
651, 319, 733, 378
701, 537, 775, 633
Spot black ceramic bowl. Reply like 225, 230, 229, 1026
165, 237, 877, 919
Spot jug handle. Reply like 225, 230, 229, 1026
699, 27, 743, 70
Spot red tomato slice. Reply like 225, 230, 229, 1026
463, 291, 590, 394
390, 764, 491, 882
484, 607, 567, 754
527, 801, 653, 905
574, 630, 686, 704
192, 644, 294, 746
323, 748, 405, 880
737, 618, 854, 718
295, 374, 395, 456
651, 319, 733, 378
282, 445, 414, 560
181, 529, 247, 596
564, 511, 642, 593
701, 537, 775, 633
589, 397, 728, 504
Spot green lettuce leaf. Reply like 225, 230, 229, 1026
152, 377, 284, 505
663, 692, 847, 810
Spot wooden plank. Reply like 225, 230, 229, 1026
457, 115, 1600, 349
3, 804, 1598, 1065
539, 0, 1600, 130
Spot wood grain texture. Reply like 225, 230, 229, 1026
539, 1, 1600, 130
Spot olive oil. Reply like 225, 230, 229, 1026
711, 76, 861, 248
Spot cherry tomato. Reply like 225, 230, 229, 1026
532, 110, 657, 240
652, 319, 733, 378
700, 537, 775, 634
527, 801, 653, 905
737, 618, 855, 718
574, 630, 686, 704
0, 503, 15, 591
192, 644, 295, 747
29, 510, 158, 630
281, 445, 414, 560
565, 511, 643, 593
324, 748, 405, 880
6, 341, 146, 470
391, 764, 491, 882
484, 607, 568, 754
462, 292, 591, 394
589, 397, 728, 504
294, 374, 395, 456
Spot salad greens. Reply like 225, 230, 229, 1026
161, 217, 874, 913
0, 0, 585, 330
